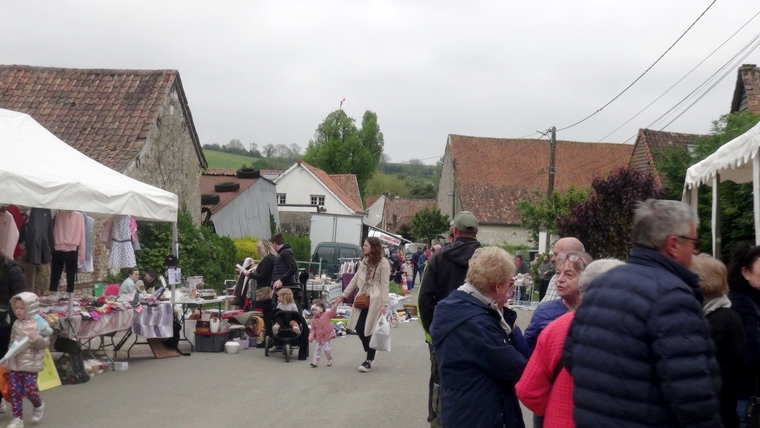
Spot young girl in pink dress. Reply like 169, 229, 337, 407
308, 300, 338, 367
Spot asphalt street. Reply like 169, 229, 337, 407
27, 293, 536, 428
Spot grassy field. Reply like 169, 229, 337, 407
203, 150, 257, 169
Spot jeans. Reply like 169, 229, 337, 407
738, 399, 749, 428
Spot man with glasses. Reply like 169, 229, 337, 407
539, 237, 586, 305
563, 199, 721, 427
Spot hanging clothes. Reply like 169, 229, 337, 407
108, 215, 136, 269
129, 216, 140, 251
5, 206, 24, 258
0, 210, 19, 260
24, 208, 54, 265
77, 213, 94, 273
50, 211, 86, 293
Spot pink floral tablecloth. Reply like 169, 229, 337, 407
66, 309, 134, 339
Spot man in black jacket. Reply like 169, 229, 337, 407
563, 199, 721, 427
419, 211, 481, 427
271, 233, 301, 308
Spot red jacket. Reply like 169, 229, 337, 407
516, 312, 576, 428
309, 304, 338, 343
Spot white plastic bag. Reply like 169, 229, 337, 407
369, 315, 391, 351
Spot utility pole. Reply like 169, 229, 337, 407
545, 126, 557, 251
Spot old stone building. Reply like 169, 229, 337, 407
0, 65, 207, 292
438, 134, 633, 247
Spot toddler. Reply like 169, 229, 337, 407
6, 292, 49, 428
308, 300, 338, 367
272, 288, 300, 335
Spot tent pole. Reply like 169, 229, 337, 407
754, 154, 760, 246
712, 174, 720, 258
171, 222, 178, 305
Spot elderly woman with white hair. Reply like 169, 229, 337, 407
430, 247, 532, 428
516, 257, 624, 428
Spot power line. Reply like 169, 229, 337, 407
597, 9, 760, 142
556, 0, 716, 132
645, 30, 760, 132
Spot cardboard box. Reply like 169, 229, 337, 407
114, 361, 128, 371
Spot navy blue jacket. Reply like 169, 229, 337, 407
563, 248, 722, 428
728, 289, 760, 400
430, 289, 530, 428
524, 298, 569, 351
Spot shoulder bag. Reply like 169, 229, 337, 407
353, 264, 377, 309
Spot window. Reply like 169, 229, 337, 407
340, 247, 359, 260
316, 247, 336, 264
311, 195, 325, 207
277, 194, 286, 205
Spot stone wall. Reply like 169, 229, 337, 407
476, 224, 534, 248
437, 143, 456, 219
121, 82, 203, 226
279, 212, 311, 237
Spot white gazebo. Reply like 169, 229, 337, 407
683, 120, 760, 256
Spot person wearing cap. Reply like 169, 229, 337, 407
442, 225, 455, 250
419, 210, 481, 426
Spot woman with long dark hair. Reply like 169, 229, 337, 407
728, 244, 760, 428
337, 237, 389, 372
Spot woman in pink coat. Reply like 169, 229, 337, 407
308, 300, 338, 367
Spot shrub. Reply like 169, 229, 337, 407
233, 237, 260, 262
135, 207, 237, 293
284, 233, 311, 262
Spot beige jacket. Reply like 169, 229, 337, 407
342, 259, 390, 336
8, 292, 49, 373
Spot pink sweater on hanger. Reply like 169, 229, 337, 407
53, 212, 86, 262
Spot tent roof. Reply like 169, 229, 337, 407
684, 120, 760, 188
0, 109, 178, 222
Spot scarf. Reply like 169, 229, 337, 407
703, 294, 731, 316
458, 282, 511, 335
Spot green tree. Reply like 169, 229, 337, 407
364, 172, 408, 200
358, 110, 384, 166
410, 207, 450, 246
655, 110, 760, 260
517, 187, 588, 245
407, 181, 437, 199
303, 109, 377, 194
396, 224, 414, 242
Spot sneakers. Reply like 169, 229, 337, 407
310, 362, 317, 368
32, 402, 44, 424
327, 359, 333, 367
272, 324, 279, 335
292, 326, 301, 335
359, 360, 372, 372
7, 418, 23, 428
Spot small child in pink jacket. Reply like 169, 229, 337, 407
308, 300, 338, 367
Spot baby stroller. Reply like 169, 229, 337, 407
264, 308, 305, 363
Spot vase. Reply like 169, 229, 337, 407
210, 317, 220, 333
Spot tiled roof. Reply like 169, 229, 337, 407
383, 198, 437, 232
731, 64, 760, 115
448, 135, 633, 224
365, 194, 382, 208
329, 174, 363, 209
0, 65, 206, 172
201, 171, 260, 215
632, 129, 703, 187
299, 161, 365, 213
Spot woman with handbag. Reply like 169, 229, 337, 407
337, 237, 390, 373
240, 240, 277, 340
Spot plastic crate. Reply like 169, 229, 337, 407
194, 331, 229, 352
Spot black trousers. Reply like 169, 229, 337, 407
355, 309, 376, 361
50, 250, 78, 292
539, 279, 551, 301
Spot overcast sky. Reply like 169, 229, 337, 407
3, 1, 760, 164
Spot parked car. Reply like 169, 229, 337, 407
311, 242, 362, 278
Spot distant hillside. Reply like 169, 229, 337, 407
204, 150, 257, 169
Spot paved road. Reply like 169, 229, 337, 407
33, 295, 536, 428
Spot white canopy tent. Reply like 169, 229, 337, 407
682, 119, 760, 256
0, 109, 178, 222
